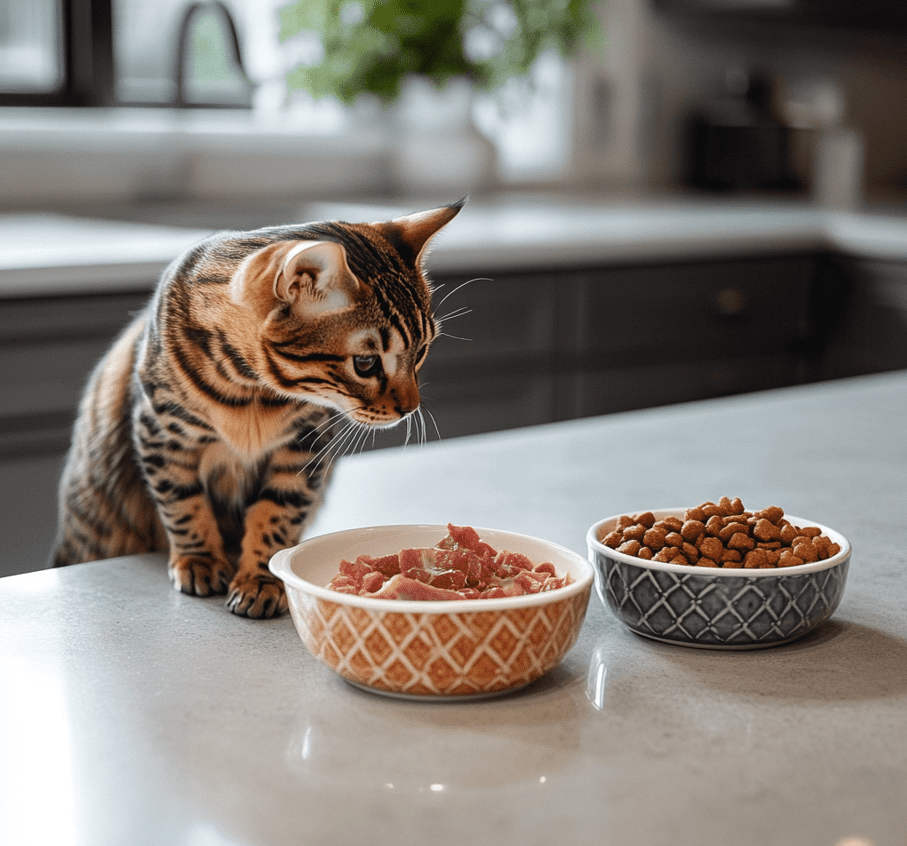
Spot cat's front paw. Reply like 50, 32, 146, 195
169, 555, 233, 597
226, 573, 288, 619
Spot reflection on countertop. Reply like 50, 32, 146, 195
286, 676, 583, 794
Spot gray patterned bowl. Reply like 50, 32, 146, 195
587, 509, 851, 649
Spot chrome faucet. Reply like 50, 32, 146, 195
173, 0, 253, 108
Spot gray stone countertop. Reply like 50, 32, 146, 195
4, 194, 907, 298
3, 370, 907, 846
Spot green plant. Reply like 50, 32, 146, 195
278, 0, 597, 104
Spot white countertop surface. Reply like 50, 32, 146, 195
0, 213, 212, 297
3, 196, 907, 298
3, 370, 907, 846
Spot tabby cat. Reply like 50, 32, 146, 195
51, 200, 463, 618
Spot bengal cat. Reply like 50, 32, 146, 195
51, 201, 463, 618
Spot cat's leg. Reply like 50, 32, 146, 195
134, 410, 235, 597
226, 500, 298, 618
226, 444, 328, 618
159, 488, 235, 597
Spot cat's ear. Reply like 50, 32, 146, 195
233, 240, 360, 319
372, 198, 465, 268
274, 241, 360, 316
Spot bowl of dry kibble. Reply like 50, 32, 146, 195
586, 497, 851, 649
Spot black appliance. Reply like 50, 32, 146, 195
685, 68, 798, 192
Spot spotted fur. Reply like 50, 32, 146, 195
51, 201, 463, 617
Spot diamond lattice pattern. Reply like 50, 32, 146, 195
604, 561, 847, 646
294, 592, 589, 696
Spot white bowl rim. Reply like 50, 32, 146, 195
586, 509, 851, 577
270, 523, 595, 613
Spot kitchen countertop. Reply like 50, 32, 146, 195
3, 370, 907, 846
0, 213, 212, 298
4, 195, 907, 298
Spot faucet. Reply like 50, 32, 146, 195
173, 0, 253, 108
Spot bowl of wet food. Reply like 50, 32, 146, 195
586, 498, 850, 649
270, 523, 594, 699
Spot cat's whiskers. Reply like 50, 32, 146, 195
330, 418, 364, 458
304, 409, 345, 441
432, 277, 486, 346
297, 402, 436, 480
328, 414, 379, 463
435, 330, 473, 342
298, 413, 358, 476
433, 306, 474, 345
295, 410, 346, 460
434, 306, 473, 325
433, 276, 490, 313
421, 404, 442, 443
419, 409, 430, 446
355, 423, 374, 456
401, 413, 416, 450
411, 384, 440, 446
394, 404, 432, 449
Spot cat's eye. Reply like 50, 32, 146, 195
353, 355, 382, 378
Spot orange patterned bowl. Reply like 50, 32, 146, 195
269, 525, 594, 700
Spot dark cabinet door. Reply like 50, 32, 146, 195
559, 256, 813, 417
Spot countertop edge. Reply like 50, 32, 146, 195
3, 202, 907, 298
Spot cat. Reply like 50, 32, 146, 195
51, 200, 463, 618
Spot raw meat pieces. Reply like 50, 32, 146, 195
327, 524, 573, 600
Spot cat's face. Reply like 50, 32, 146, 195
293, 311, 432, 427
231, 202, 462, 427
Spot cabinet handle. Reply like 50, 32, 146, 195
715, 287, 747, 316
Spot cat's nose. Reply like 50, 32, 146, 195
394, 383, 420, 417
396, 397, 419, 417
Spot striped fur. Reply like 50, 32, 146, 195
52, 201, 463, 618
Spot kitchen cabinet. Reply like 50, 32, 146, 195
0, 290, 152, 459
810, 256, 907, 381
560, 255, 814, 417
0, 254, 818, 459
414, 271, 562, 439
0, 290, 152, 577
423, 254, 814, 434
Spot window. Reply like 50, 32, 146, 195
0, 0, 577, 186
0, 0, 114, 106
0, 0, 64, 95
0, 0, 257, 107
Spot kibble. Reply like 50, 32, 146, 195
600, 497, 841, 569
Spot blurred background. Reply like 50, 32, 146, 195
3, 0, 907, 201
2, 0, 907, 575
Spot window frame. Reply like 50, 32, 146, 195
0, 0, 114, 107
